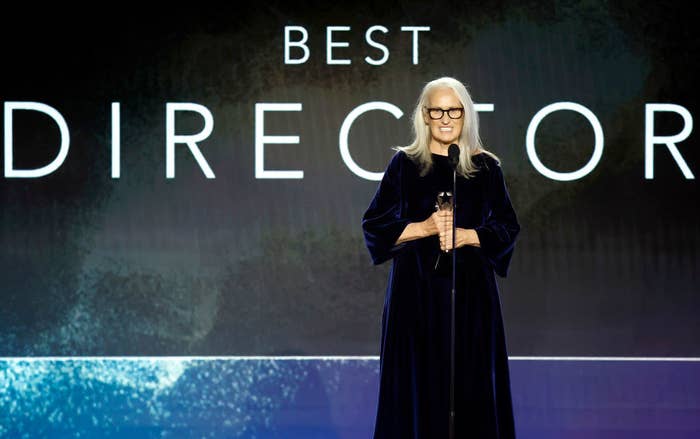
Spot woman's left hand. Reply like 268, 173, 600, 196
439, 227, 481, 252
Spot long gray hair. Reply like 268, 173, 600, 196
395, 77, 499, 177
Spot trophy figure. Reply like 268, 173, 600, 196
435, 191, 453, 212
434, 191, 453, 274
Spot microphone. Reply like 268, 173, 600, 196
448, 143, 460, 170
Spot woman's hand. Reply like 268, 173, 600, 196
396, 211, 482, 248
439, 227, 481, 252
422, 209, 450, 237
395, 210, 447, 245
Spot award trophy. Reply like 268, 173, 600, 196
434, 191, 453, 274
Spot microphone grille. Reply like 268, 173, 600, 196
448, 144, 460, 169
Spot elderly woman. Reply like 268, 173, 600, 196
362, 77, 520, 438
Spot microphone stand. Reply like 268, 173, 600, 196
449, 163, 457, 439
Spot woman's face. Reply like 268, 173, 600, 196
423, 87, 464, 148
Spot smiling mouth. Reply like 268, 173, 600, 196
439, 127, 453, 132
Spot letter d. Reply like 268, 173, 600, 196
4, 102, 69, 178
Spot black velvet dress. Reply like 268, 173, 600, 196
362, 150, 520, 438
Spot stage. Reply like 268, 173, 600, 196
2, 357, 698, 438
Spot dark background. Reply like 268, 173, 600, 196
0, 1, 697, 356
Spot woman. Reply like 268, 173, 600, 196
362, 77, 520, 438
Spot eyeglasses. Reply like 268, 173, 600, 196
425, 107, 464, 120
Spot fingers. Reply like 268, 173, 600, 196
439, 230, 454, 251
430, 210, 454, 246
431, 210, 450, 223
428, 210, 451, 236
437, 216, 453, 232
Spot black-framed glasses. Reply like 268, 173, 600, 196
425, 107, 464, 120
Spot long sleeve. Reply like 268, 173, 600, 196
362, 153, 411, 265
474, 160, 521, 278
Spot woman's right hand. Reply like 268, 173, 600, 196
423, 209, 452, 237
395, 210, 453, 245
